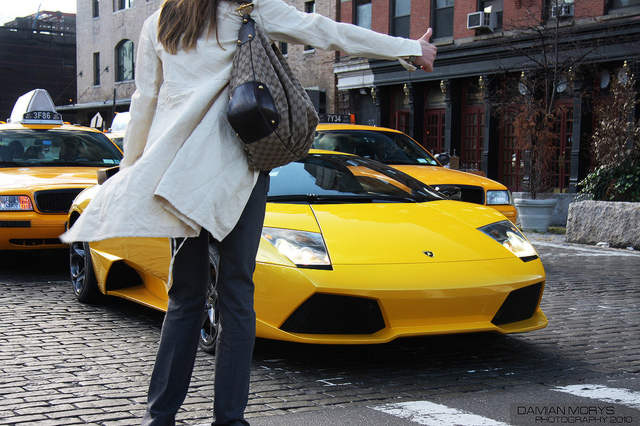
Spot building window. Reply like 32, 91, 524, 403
355, 0, 372, 29
113, 0, 133, 11
93, 0, 100, 17
93, 52, 101, 86
433, 0, 454, 39
480, 0, 502, 29
115, 40, 134, 81
304, 1, 315, 51
609, 0, 640, 8
279, 42, 288, 56
391, 0, 411, 38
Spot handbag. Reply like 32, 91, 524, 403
227, 2, 319, 171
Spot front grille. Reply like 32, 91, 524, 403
281, 294, 385, 334
491, 282, 543, 325
432, 185, 485, 205
10, 238, 61, 246
34, 189, 84, 213
0, 221, 31, 228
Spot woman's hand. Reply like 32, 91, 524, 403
413, 28, 437, 72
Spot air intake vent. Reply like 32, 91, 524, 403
281, 294, 385, 334
34, 188, 85, 213
492, 282, 543, 325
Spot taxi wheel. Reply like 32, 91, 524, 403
199, 240, 220, 354
70, 241, 102, 303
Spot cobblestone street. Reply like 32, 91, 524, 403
1, 234, 639, 425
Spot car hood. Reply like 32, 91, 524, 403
0, 167, 99, 191
391, 165, 505, 190
311, 200, 513, 265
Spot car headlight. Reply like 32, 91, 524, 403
262, 227, 331, 268
486, 190, 512, 205
478, 220, 538, 260
0, 195, 33, 211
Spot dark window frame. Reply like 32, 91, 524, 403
431, 0, 454, 39
304, 1, 316, 51
113, 0, 133, 12
93, 0, 100, 18
115, 40, 134, 82
353, 0, 372, 29
390, 0, 411, 38
608, 0, 640, 10
93, 52, 101, 86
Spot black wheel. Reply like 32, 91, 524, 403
199, 240, 220, 354
69, 241, 102, 303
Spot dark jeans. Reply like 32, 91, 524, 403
142, 172, 269, 426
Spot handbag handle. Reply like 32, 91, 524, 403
235, 2, 254, 16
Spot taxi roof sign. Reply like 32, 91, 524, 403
9, 89, 63, 125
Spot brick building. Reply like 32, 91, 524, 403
0, 11, 76, 122
335, 0, 640, 193
62, 0, 336, 128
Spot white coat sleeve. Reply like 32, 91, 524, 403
119, 18, 163, 170
254, 0, 422, 66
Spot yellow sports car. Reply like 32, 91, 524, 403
68, 150, 546, 353
313, 124, 518, 223
0, 89, 123, 250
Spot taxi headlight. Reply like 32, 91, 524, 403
262, 227, 331, 268
478, 220, 537, 259
486, 190, 512, 205
0, 195, 33, 211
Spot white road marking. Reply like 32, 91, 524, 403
532, 241, 640, 257
553, 384, 640, 409
371, 401, 509, 425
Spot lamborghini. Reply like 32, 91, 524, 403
68, 151, 547, 353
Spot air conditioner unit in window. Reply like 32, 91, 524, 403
467, 11, 497, 31
551, 4, 574, 18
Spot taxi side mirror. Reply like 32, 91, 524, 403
434, 152, 450, 166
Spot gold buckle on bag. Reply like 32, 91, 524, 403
236, 2, 254, 15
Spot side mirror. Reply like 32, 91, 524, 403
434, 152, 450, 166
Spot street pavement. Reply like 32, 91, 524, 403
0, 232, 639, 425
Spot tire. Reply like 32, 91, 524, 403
199, 240, 220, 354
69, 241, 102, 303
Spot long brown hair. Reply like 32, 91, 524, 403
158, 0, 221, 54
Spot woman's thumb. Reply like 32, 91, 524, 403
421, 28, 433, 41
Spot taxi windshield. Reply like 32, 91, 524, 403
312, 130, 440, 166
0, 129, 122, 167
267, 154, 443, 203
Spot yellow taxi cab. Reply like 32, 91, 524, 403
0, 89, 123, 250
313, 124, 518, 223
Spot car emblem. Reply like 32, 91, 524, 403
424, 250, 434, 257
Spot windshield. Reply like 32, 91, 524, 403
267, 153, 444, 203
312, 130, 439, 166
0, 129, 122, 167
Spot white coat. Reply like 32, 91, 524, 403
60, 0, 421, 244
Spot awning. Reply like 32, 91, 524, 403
56, 99, 131, 111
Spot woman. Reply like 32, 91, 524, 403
62, 0, 436, 424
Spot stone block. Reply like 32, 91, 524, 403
566, 200, 640, 249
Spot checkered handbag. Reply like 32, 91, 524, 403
227, 2, 319, 171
